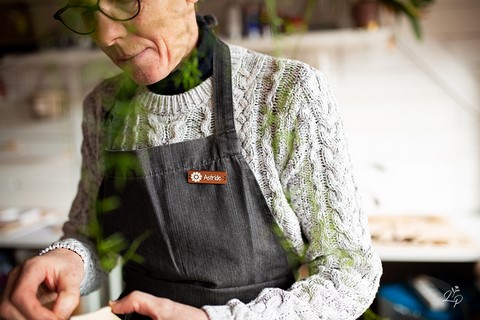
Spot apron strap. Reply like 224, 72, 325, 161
213, 38, 235, 133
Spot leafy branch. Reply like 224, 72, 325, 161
380, 0, 435, 40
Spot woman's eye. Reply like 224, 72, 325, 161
80, 8, 94, 21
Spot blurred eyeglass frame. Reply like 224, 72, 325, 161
53, 0, 141, 35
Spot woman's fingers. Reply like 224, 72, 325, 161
109, 291, 208, 320
0, 301, 28, 320
10, 260, 60, 320
1, 265, 55, 320
0, 249, 83, 320
110, 291, 174, 319
1, 266, 21, 301
52, 273, 81, 320
0, 267, 27, 320
37, 283, 58, 305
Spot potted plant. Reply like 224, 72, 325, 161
352, 0, 435, 40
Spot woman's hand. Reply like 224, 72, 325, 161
0, 249, 84, 320
109, 291, 209, 320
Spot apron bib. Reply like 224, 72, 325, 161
98, 37, 294, 318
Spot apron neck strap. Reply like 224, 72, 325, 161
213, 38, 234, 133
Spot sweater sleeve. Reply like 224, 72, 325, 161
53, 80, 117, 295
203, 67, 382, 319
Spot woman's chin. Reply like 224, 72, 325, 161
128, 69, 166, 86
120, 57, 169, 86
129, 74, 158, 86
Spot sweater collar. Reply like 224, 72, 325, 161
146, 16, 215, 95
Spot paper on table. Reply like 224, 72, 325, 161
70, 306, 121, 320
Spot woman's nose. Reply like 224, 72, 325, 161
90, 11, 126, 46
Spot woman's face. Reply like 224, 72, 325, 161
90, 0, 199, 85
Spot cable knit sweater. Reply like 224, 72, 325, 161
56, 43, 382, 319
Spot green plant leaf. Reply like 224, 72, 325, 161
380, 0, 433, 40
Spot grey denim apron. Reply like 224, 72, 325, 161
98, 37, 294, 317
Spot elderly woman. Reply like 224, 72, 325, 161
0, 0, 382, 319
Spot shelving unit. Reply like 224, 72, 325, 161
225, 28, 392, 77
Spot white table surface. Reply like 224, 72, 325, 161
0, 221, 63, 249
372, 214, 480, 262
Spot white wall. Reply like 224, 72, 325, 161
333, 1, 480, 217
335, 44, 480, 216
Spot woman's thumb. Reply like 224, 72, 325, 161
52, 287, 80, 320
109, 292, 147, 315
109, 298, 131, 314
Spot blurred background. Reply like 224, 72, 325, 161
0, 0, 479, 318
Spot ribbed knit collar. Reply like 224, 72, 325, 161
146, 16, 214, 95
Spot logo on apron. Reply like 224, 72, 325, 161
187, 170, 227, 185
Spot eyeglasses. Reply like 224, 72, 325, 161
53, 0, 141, 35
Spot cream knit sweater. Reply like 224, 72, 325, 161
57, 44, 382, 319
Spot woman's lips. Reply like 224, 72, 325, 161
115, 48, 148, 65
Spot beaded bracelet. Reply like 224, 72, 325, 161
39, 241, 87, 263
